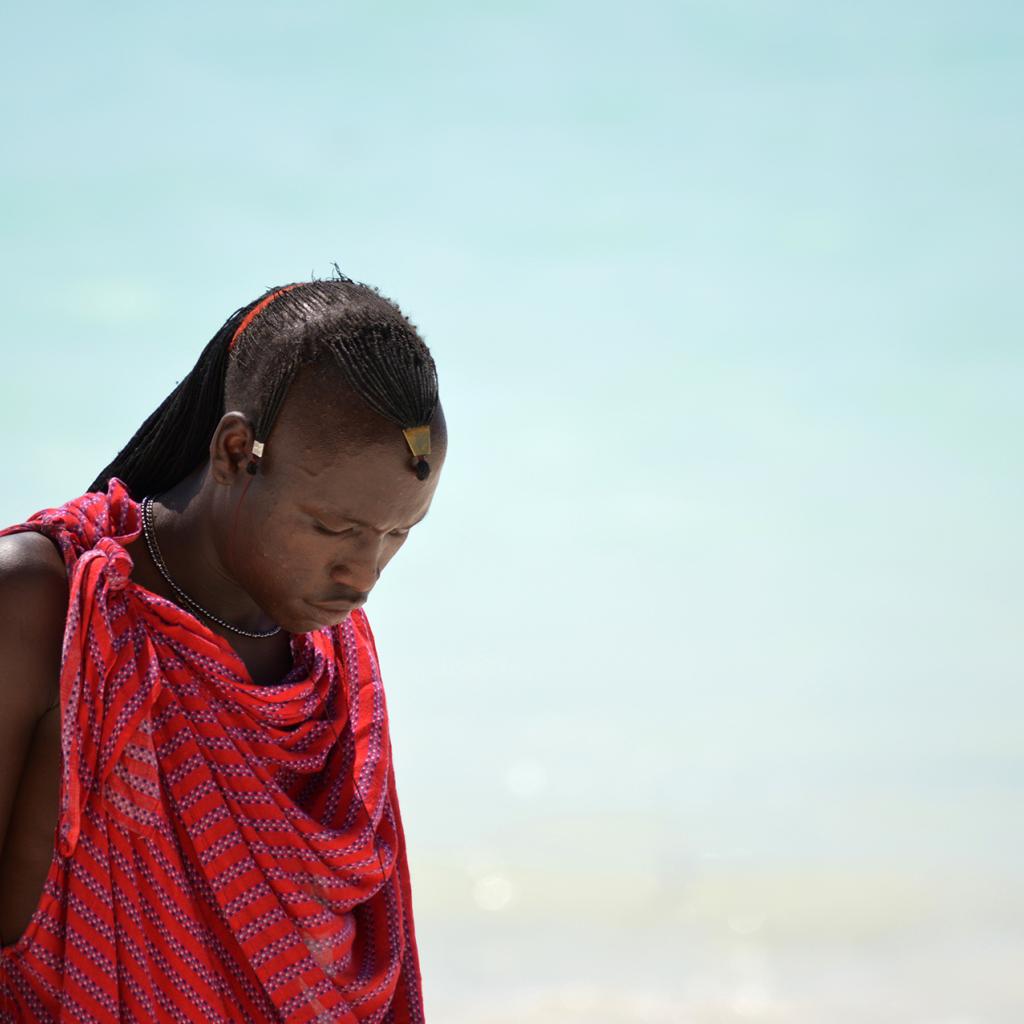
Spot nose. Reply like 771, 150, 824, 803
328, 534, 384, 593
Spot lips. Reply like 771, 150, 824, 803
309, 599, 364, 614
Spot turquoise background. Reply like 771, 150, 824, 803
3, 2, 1022, 1019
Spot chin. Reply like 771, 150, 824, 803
256, 600, 313, 635
286, 613, 331, 634
283, 600, 352, 633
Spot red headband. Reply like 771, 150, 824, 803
228, 284, 300, 351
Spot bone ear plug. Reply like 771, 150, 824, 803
246, 440, 266, 475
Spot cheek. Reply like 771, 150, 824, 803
263, 534, 322, 584
379, 536, 408, 571
237, 512, 319, 589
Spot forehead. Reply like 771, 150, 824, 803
265, 376, 442, 523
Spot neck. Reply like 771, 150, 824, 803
143, 467, 278, 635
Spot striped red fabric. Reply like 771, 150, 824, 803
0, 481, 424, 1023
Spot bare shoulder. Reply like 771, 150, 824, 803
0, 531, 68, 620
0, 530, 65, 574
0, 531, 68, 716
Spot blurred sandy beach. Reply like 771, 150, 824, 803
417, 868, 1023, 1022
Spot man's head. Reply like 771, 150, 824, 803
208, 363, 447, 632
91, 274, 446, 631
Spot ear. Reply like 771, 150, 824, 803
209, 412, 256, 485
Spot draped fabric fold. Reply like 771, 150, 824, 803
0, 480, 424, 1023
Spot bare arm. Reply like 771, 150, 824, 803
0, 532, 67, 861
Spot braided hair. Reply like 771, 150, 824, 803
90, 275, 440, 497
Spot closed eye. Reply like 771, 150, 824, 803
313, 521, 356, 537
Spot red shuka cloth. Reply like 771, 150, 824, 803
0, 481, 425, 1023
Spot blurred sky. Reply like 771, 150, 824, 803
3, 2, 1023, 1020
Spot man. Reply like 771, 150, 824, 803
0, 277, 446, 1022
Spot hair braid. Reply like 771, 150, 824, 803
89, 276, 440, 497
89, 300, 261, 496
